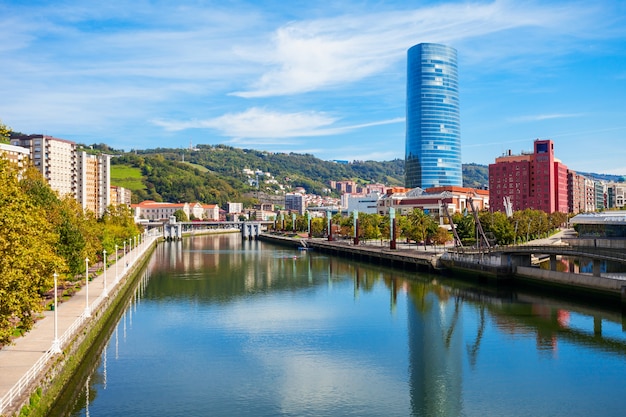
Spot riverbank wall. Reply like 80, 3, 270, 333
259, 233, 626, 303
258, 233, 443, 272
0, 237, 158, 417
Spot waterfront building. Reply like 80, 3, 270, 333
201, 204, 220, 220
570, 212, 626, 238
133, 200, 188, 221
377, 186, 488, 224
489, 139, 568, 213
346, 192, 381, 214
10, 134, 76, 197
77, 151, 111, 217
607, 182, 626, 209
405, 43, 462, 189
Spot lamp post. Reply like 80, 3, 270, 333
115, 244, 118, 282
51, 272, 61, 353
84, 257, 91, 317
390, 208, 396, 250
123, 241, 126, 268
353, 210, 359, 245
103, 249, 108, 297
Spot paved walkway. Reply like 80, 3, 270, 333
0, 235, 158, 415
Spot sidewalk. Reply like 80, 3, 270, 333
0, 235, 157, 415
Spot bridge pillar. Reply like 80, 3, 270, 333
549, 254, 557, 271
593, 259, 602, 277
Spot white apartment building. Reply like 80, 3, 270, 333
11, 134, 76, 197
77, 151, 111, 216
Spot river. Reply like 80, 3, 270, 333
53, 233, 626, 416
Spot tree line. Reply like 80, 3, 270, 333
0, 158, 142, 345
269, 207, 568, 248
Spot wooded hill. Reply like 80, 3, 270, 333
107, 144, 491, 205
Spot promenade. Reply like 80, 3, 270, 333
0, 234, 158, 416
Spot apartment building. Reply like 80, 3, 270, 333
0, 143, 30, 175
77, 151, 111, 216
11, 134, 76, 197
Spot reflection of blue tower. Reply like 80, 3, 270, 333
408, 293, 463, 416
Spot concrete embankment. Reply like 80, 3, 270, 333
258, 234, 443, 271
0, 236, 158, 417
258, 233, 626, 303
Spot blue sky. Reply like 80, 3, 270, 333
1, 0, 625, 174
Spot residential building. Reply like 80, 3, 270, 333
285, 193, 305, 215
110, 185, 132, 207
10, 134, 76, 197
405, 43, 462, 189
0, 143, 30, 175
489, 139, 568, 213
77, 151, 111, 216
201, 204, 220, 220
227, 202, 243, 214
607, 182, 626, 209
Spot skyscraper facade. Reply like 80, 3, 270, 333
405, 43, 462, 189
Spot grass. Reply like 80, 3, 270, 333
110, 164, 146, 191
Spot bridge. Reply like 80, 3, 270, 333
160, 220, 273, 240
442, 243, 626, 302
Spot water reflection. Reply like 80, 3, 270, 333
63, 234, 626, 417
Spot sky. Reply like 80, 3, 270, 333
1, 0, 626, 175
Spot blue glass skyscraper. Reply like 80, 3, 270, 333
405, 43, 462, 189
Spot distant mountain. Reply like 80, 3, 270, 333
462, 163, 489, 189
576, 172, 625, 183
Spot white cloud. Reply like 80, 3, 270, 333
508, 113, 586, 123
152, 108, 404, 141
232, 0, 596, 97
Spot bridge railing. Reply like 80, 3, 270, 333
446, 244, 626, 264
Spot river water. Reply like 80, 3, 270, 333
56, 233, 626, 416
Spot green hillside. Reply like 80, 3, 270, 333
109, 145, 490, 205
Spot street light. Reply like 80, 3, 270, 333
115, 244, 118, 283
84, 257, 91, 317
123, 241, 126, 268
51, 272, 61, 353
103, 249, 108, 297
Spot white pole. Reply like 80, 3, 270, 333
123, 241, 126, 269
51, 272, 61, 353
103, 249, 108, 297
84, 257, 91, 317
115, 244, 118, 283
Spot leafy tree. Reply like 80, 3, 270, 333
0, 119, 11, 143
479, 211, 515, 245
0, 159, 65, 344
431, 227, 452, 248
407, 208, 437, 249
173, 209, 189, 222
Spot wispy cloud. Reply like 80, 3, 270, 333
508, 113, 586, 123
231, 0, 597, 97
152, 108, 403, 141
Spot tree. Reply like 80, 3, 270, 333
431, 227, 452, 248
407, 208, 437, 249
0, 159, 65, 344
173, 209, 189, 222
0, 119, 11, 143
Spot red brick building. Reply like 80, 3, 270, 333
489, 139, 569, 213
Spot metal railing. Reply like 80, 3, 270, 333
0, 235, 157, 415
